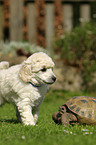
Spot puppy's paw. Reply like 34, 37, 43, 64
23, 120, 36, 126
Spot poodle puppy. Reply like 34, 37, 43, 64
0, 52, 56, 125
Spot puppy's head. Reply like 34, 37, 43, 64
19, 52, 56, 86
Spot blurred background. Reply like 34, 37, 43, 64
0, 0, 96, 92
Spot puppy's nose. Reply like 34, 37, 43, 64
52, 76, 56, 82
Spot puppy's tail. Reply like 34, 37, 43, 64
0, 61, 9, 70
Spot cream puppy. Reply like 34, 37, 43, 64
0, 52, 56, 125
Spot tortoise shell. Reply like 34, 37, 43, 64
64, 96, 96, 125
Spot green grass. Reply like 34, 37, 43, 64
0, 90, 96, 145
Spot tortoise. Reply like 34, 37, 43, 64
52, 96, 96, 126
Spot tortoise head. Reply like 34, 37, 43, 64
59, 105, 66, 114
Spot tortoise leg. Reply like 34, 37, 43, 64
61, 113, 77, 126
52, 112, 62, 124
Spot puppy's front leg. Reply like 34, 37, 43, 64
33, 106, 40, 124
17, 103, 35, 126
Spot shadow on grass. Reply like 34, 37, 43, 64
0, 119, 20, 124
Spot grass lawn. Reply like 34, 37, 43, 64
0, 89, 96, 145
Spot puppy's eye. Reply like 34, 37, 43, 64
41, 68, 46, 72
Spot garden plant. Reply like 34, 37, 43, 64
54, 22, 96, 92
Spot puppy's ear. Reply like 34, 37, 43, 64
19, 62, 33, 82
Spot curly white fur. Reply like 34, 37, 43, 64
0, 52, 56, 125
